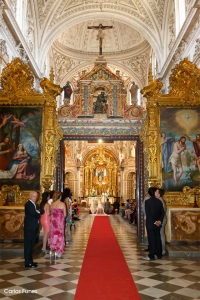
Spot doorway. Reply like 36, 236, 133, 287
57, 136, 145, 244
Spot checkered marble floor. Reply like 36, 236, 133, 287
0, 212, 199, 300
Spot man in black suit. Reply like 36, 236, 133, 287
113, 199, 120, 214
143, 187, 164, 261
24, 191, 41, 268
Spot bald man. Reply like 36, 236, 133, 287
24, 191, 42, 268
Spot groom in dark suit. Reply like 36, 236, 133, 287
24, 191, 41, 268
143, 187, 164, 261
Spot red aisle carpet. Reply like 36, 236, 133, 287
74, 216, 141, 300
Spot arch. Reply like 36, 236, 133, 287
36, 11, 163, 70
58, 60, 146, 91
64, 170, 77, 198
82, 147, 119, 167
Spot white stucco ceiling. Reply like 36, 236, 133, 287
31, 0, 171, 87
56, 20, 145, 54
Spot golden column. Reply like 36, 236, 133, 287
85, 165, 90, 196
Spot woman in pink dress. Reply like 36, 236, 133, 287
49, 191, 67, 258
40, 192, 51, 254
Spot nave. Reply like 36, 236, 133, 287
0, 212, 200, 300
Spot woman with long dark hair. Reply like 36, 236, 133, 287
40, 192, 50, 254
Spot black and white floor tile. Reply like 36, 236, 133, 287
0, 212, 199, 300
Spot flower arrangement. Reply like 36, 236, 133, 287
90, 188, 97, 197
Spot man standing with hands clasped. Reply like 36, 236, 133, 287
143, 187, 164, 261
24, 191, 42, 268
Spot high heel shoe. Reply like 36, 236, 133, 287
55, 252, 62, 258
49, 250, 55, 256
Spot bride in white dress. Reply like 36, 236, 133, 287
96, 200, 106, 214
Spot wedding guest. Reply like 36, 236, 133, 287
143, 187, 164, 261
130, 200, 137, 225
157, 188, 167, 255
142, 192, 151, 251
49, 191, 67, 258
40, 192, 51, 254
113, 199, 120, 214
48, 190, 55, 205
24, 191, 41, 268
65, 197, 72, 244
104, 198, 111, 214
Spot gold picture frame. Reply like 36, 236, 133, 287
0, 58, 63, 205
140, 58, 200, 207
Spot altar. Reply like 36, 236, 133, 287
87, 197, 114, 205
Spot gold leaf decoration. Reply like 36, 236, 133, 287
0, 58, 35, 104
141, 78, 163, 98
169, 58, 200, 104
40, 77, 62, 98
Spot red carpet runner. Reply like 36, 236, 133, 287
74, 216, 141, 300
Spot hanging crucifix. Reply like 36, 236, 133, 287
87, 23, 113, 56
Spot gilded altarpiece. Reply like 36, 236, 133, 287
141, 58, 200, 243
0, 58, 62, 240
84, 144, 117, 197
59, 63, 144, 119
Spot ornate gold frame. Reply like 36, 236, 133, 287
0, 58, 63, 204
140, 58, 200, 207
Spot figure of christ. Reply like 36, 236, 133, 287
184, 133, 200, 171
87, 23, 113, 55
168, 136, 187, 184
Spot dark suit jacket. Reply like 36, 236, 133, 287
113, 201, 120, 210
24, 200, 40, 231
145, 196, 164, 230
104, 201, 111, 211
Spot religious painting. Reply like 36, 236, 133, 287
0, 107, 42, 190
160, 108, 200, 192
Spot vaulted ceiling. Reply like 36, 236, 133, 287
56, 20, 146, 54
30, 0, 171, 88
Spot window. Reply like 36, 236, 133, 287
175, 0, 186, 36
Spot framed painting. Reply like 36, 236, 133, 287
160, 108, 200, 192
141, 58, 200, 204
0, 58, 63, 203
0, 107, 42, 190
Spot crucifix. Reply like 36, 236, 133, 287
87, 23, 113, 56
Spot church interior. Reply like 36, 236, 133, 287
0, 0, 200, 299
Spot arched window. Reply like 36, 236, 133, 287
175, 0, 186, 36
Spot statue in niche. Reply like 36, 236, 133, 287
93, 92, 108, 114
62, 81, 73, 101
130, 82, 139, 103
